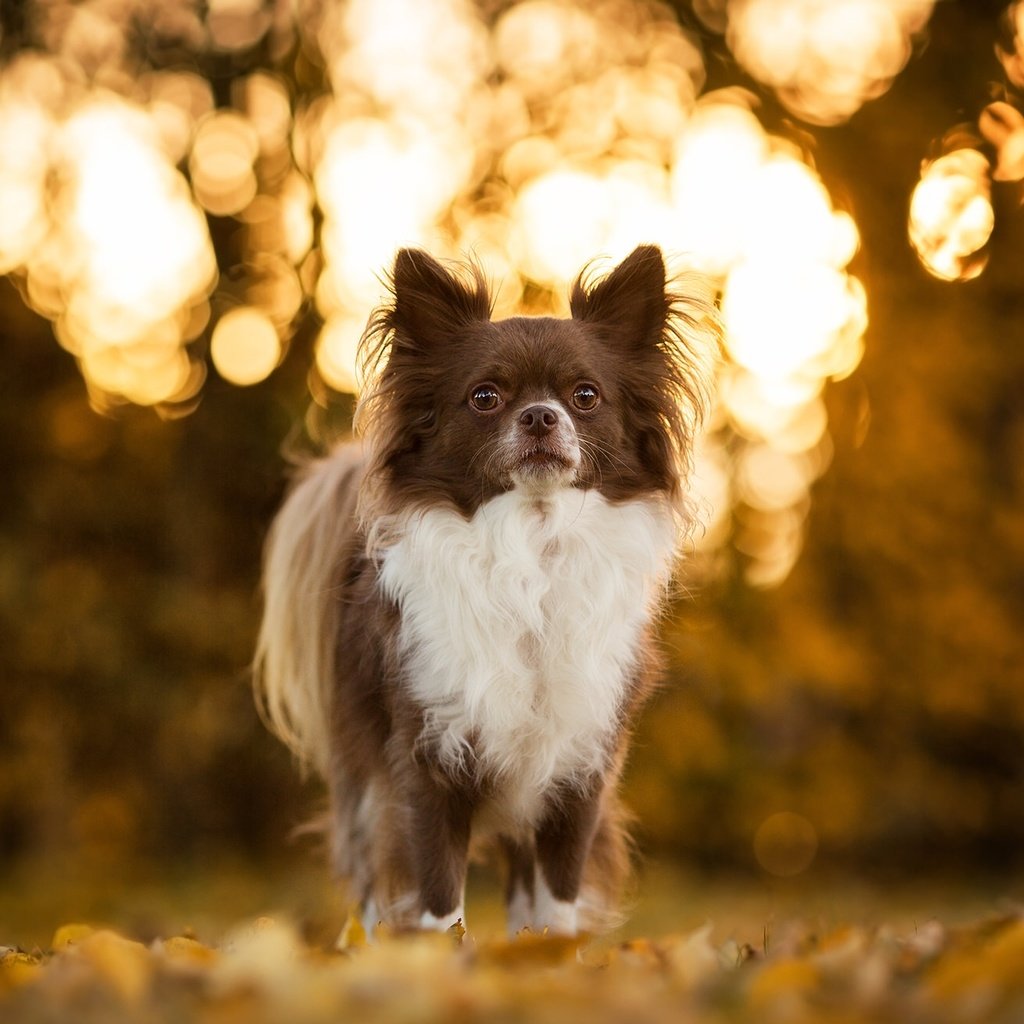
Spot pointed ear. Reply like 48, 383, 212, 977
569, 245, 668, 346
388, 248, 491, 350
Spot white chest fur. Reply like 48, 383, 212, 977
377, 489, 676, 827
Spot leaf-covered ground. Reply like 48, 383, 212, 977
4, 907, 1024, 1024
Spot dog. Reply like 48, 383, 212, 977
255, 244, 715, 938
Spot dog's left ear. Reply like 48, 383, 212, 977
569, 245, 668, 348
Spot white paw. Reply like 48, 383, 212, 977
533, 871, 578, 936
506, 883, 533, 936
419, 906, 465, 932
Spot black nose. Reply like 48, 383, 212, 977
518, 404, 559, 437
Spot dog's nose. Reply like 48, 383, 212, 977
518, 404, 559, 437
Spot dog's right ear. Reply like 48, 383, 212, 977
388, 249, 492, 352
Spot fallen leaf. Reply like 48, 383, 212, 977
0, 950, 42, 992
51, 923, 95, 950
154, 934, 220, 969
337, 910, 368, 952
75, 929, 152, 1002
748, 956, 819, 1011
664, 923, 721, 988
477, 931, 584, 968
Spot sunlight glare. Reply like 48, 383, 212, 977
315, 117, 466, 311
723, 262, 858, 379
0, 0, 884, 583
190, 110, 260, 216
211, 306, 281, 386
998, 1, 1024, 88
316, 314, 365, 395
726, 0, 935, 125
17, 93, 218, 407
671, 100, 769, 276
909, 149, 994, 282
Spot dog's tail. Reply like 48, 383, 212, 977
254, 443, 365, 776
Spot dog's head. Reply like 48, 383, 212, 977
356, 245, 714, 519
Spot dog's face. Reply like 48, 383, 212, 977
456, 322, 589, 493
357, 246, 709, 516
428, 315, 642, 499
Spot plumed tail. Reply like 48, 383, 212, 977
254, 443, 365, 776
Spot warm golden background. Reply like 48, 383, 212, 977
1, 0, 1022, 944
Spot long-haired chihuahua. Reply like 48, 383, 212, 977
255, 244, 715, 938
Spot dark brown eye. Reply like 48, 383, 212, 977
469, 384, 502, 412
571, 383, 600, 411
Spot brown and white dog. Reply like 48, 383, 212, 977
255, 245, 714, 937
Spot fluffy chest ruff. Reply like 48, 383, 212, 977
377, 488, 676, 826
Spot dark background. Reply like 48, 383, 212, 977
1, 0, 1022, 938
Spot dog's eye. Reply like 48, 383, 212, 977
469, 384, 502, 412
571, 383, 600, 411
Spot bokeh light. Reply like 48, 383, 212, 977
0, 0, 881, 585
979, 100, 1024, 182
190, 111, 260, 216
909, 149, 994, 282
0, 59, 54, 275
293, 0, 867, 585
723, 0, 935, 125
24, 87, 217, 409
670, 95, 866, 585
998, 0, 1024, 87
753, 811, 819, 877
210, 307, 281, 386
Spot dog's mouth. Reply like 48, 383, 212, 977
498, 422, 582, 491
508, 444, 581, 492
518, 445, 574, 471
524, 444, 573, 468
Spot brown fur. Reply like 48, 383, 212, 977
255, 246, 718, 934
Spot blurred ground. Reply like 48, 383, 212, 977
3, 872, 1024, 1024
2, 854, 1020, 953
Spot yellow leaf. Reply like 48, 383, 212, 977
337, 911, 368, 951
748, 957, 819, 1010
78, 930, 153, 1003
479, 931, 584, 968
213, 916, 304, 998
52, 923, 95, 949
608, 937, 663, 970
983, 919, 1024, 980
0, 950, 42, 991
158, 935, 220, 968
665, 924, 721, 988
929, 919, 1024, 999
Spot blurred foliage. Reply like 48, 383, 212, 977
5, 909, 1024, 1024
1, 0, 1023, 938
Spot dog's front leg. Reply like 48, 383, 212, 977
533, 778, 603, 936
406, 767, 473, 931
499, 835, 536, 936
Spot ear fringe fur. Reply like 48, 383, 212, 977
662, 268, 722, 536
